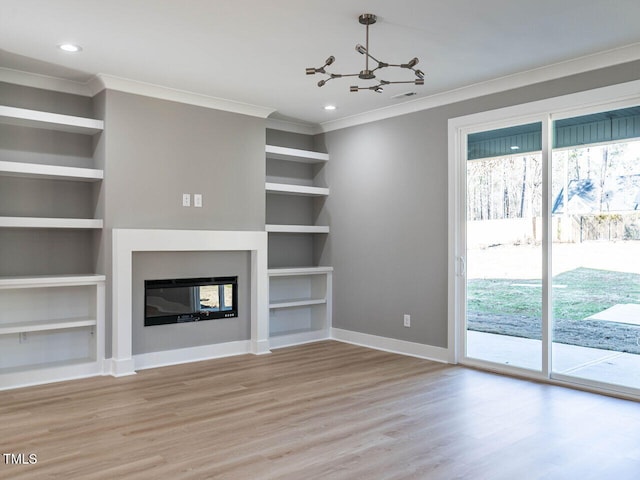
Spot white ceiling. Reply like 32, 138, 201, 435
2, 0, 640, 127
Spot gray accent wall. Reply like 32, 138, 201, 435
102, 90, 265, 231
100, 90, 266, 357
318, 60, 640, 349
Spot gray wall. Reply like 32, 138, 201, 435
132, 251, 250, 354
103, 90, 265, 231
318, 60, 640, 349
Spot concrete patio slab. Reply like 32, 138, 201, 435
467, 331, 640, 390
586, 303, 640, 326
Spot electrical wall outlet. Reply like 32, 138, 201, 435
182, 193, 191, 207
403, 314, 411, 327
19, 332, 27, 343
194, 193, 202, 208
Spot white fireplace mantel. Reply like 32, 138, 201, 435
111, 228, 270, 376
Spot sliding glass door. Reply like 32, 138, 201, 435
551, 106, 640, 391
465, 122, 543, 371
452, 92, 640, 396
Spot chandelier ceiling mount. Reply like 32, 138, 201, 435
306, 13, 425, 93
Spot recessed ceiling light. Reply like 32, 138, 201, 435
58, 43, 82, 53
510, 145, 520, 150
324, 105, 337, 111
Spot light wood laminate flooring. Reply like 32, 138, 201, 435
1, 341, 639, 479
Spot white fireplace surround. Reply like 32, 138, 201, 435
111, 228, 269, 376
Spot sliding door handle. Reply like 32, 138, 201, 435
457, 256, 466, 277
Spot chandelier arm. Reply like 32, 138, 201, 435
331, 73, 361, 78
364, 51, 382, 65
381, 79, 425, 85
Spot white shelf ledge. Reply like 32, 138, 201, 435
0, 274, 106, 289
265, 145, 329, 164
0, 217, 103, 229
269, 298, 327, 309
266, 224, 329, 234
0, 161, 103, 182
0, 357, 97, 377
0, 106, 104, 135
0, 318, 97, 336
269, 328, 330, 349
268, 266, 334, 276
265, 182, 329, 197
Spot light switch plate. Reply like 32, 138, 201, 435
194, 193, 202, 208
182, 193, 191, 207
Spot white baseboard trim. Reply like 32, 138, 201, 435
106, 357, 137, 377
252, 338, 272, 355
331, 328, 450, 363
133, 340, 253, 371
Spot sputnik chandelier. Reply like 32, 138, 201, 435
306, 13, 424, 93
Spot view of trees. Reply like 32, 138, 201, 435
467, 154, 542, 221
467, 140, 640, 223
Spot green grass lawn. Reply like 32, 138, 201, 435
467, 267, 640, 353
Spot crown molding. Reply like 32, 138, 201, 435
1, 68, 275, 119
266, 117, 320, 135
0, 67, 93, 96
90, 74, 276, 119
319, 42, 640, 133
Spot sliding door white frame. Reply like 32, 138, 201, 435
448, 79, 640, 396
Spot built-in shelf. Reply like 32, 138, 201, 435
0, 318, 97, 335
269, 298, 327, 310
0, 274, 106, 289
0, 106, 104, 135
0, 217, 103, 229
0, 357, 96, 377
268, 266, 334, 276
268, 329, 330, 349
0, 161, 103, 182
0, 102, 105, 391
265, 143, 332, 349
266, 224, 329, 234
265, 145, 329, 164
265, 182, 329, 197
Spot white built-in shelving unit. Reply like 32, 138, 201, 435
265, 144, 332, 348
265, 145, 330, 234
268, 266, 333, 348
0, 105, 105, 390
0, 274, 105, 389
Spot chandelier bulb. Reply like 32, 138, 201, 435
306, 68, 316, 75
415, 69, 425, 79
355, 44, 367, 55
325, 56, 335, 66
407, 57, 419, 68
318, 79, 326, 87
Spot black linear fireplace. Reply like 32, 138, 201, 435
144, 276, 238, 326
